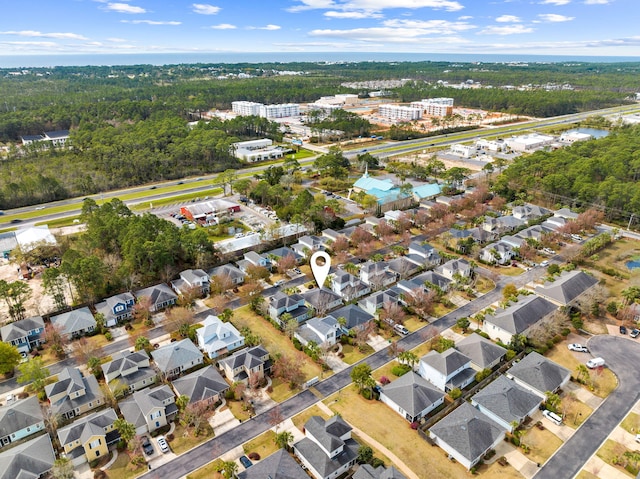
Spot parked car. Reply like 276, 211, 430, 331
142, 437, 154, 455
540, 260, 550, 267
156, 435, 170, 453
292, 268, 302, 275
567, 344, 589, 353
394, 324, 410, 336
273, 279, 286, 287
239, 455, 253, 468
631, 329, 640, 338
542, 409, 563, 426
586, 357, 605, 369
620, 325, 628, 335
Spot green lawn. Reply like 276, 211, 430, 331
596, 439, 636, 477
168, 423, 214, 455
243, 430, 278, 458
105, 452, 144, 479
621, 412, 640, 435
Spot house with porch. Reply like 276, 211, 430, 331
358, 261, 397, 290
0, 396, 44, 449
379, 372, 445, 423
57, 408, 120, 466
506, 352, 570, 399
407, 241, 442, 268
94, 292, 135, 327
268, 291, 311, 327
151, 339, 204, 380
196, 315, 245, 358
295, 315, 340, 347
438, 259, 472, 281
331, 270, 370, 301
455, 334, 506, 371
479, 241, 515, 265
237, 251, 271, 273
50, 307, 96, 338
418, 349, 475, 392
0, 315, 45, 356
218, 345, 271, 383
134, 283, 178, 312
481, 295, 557, 344
331, 304, 374, 334
208, 264, 246, 288
302, 288, 343, 317
119, 385, 177, 435
44, 367, 105, 420
171, 365, 229, 408
171, 269, 210, 297
534, 270, 599, 306
0, 434, 55, 479
101, 350, 157, 396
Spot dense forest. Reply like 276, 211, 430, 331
494, 124, 640, 220
0, 60, 638, 208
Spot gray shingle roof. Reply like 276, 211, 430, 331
57, 407, 118, 447
507, 351, 570, 395
429, 402, 504, 465
302, 287, 342, 310
381, 372, 445, 418
353, 464, 407, 479
421, 349, 471, 376
237, 449, 308, 479
218, 345, 269, 373
119, 384, 175, 428
171, 365, 229, 404
151, 338, 203, 373
331, 304, 374, 330
0, 316, 44, 343
455, 334, 507, 369
0, 433, 55, 479
50, 307, 96, 336
208, 264, 245, 282
44, 367, 104, 416
0, 396, 43, 437
535, 270, 599, 305
134, 283, 178, 307
472, 376, 542, 425
484, 295, 557, 335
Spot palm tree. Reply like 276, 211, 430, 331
398, 351, 419, 370
219, 308, 234, 322
274, 430, 294, 450
221, 460, 238, 479
114, 418, 136, 450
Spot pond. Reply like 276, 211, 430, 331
626, 260, 640, 270
565, 128, 609, 139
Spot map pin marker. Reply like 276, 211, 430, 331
310, 251, 331, 289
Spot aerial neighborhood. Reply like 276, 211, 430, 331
1, 59, 640, 479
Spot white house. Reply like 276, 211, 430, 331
418, 349, 475, 392
379, 372, 445, 423
196, 315, 245, 358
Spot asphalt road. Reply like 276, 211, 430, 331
534, 335, 640, 479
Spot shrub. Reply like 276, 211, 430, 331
89, 459, 99, 469
552, 335, 562, 344
449, 388, 462, 400
124, 323, 133, 331
248, 452, 260, 461
560, 328, 571, 337
410, 421, 419, 430
371, 458, 385, 468
166, 433, 174, 442
292, 338, 303, 351
505, 349, 516, 361
94, 470, 107, 479
571, 315, 584, 330
225, 389, 235, 400
391, 364, 412, 377
379, 376, 391, 385
361, 388, 373, 400
17, 391, 28, 399
104, 331, 113, 341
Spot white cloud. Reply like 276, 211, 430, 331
540, 0, 570, 4
537, 13, 574, 22
210, 23, 237, 29
192, 3, 221, 15
288, 0, 464, 13
584, 0, 610, 4
0, 30, 88, 40
107, 37, 128, 42
105, 3, 146, 14
310, 26, 470, 45
247, 24, 282, 30
478, 24, 534, 35
121, 20, 181, 25
324, 10, 383, 18
495, 15, 521, 22
382, 18, 476, 33
458, 15, 473, 20
1, 41, 58, 47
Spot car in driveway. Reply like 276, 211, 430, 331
142, 436, 154, 455
567, 343, 589, 353
620, 325, 628, 335
540, 260, 550, 267
239, 455, 252, 468
156, 435, 170, 453
631, 329, 640, 338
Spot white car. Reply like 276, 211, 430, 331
567, 343, 589, 353
540, 260, 550, 267
156, 435, 170, 453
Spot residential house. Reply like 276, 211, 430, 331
387, 257, 421, 280
455, 334, 506, 371
512, 204, 550, 222
407, 241, 441, 268
295, 234, 329, 253
50, 307, 96, 338
438, 259, 472, 281
516, 225, 553, 243
542, 216, 568, 231
237, 448, 308, 479
321, 229, 348, 244
0, 316, 45, 356
266, 246, 304, 267
268, 291, 311, 327
479, 241, 515, 265
295, 316, 340, 347
471, 376, 542, 432
444, 228, 474, 253
196, 315, 245, 358
171, 269, 210, 296
359, 261, 396, 289
293, 415, 359, 479
418, 349, 475, 392
331, 305, 374, 333
208, 264, 246, 289
353, 464, 407, 479
171, 365, 229, 408
481, 295, 557, 344
506, 352, 570, 399
412, 183, 441, 203
101, 350, 157, 396
119, 385, 177, 435
534, 270, 599, 306
94, 292, 135, 328
331, 270, 370, 301
500, 235, 525, 250
415, 271, 451, 293
237, 252, 271, 273
302, 288, 343, 317
0, 433, 55, 479
358, 289, 401, 316
151, 339, 204, 379
218, 345, 271, 383
57, 408, 119, 465
44, 367, 105, 420
0, 397, 44, 448
380, 371, 445, 423
134, 283, 178, 312
429, 402, 505, 470
483, 215, 525, 236
554, 208, 579, 221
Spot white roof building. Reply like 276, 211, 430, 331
15, 226, 57, 252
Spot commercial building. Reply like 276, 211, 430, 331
259, 103, 300, 118
504, 133, 554, 152
410, 98, 454, 117
378, 104, 423, 121
232, 139, 284, 162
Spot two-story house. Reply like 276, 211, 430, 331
0, 434, 55, 479
94, 292, 135, 327
101, 350, 157, 396
295, 315, 340, 348
0, 396, 44, 448
479, 241, 515, 265
268, 291, 311, 327
438, 259, 472, 282
56, 408, 120, 466
414, 271, 451, 293
407, 241, 442, 268
302, 288, 343, 318
512, 204, 550, 223
358, 289, 402, 317
291, 235, 328, 258
418, 349, 475, 392
218, 345, 271, 383
387, 257, 421, 280
44, 367, 105, 420
293, 415, 359, 479
331, 304, 374, 334
134, 283, 178, 312
331, 270, 370, 302
358, 261, 396, 290
50, 307, 97, 339
236, 251, 271, 273
151, 339, 204, 380
265, 247, 303, 267
208, 264, 246, 289
171, 365, 229, 408
196, 315, 245, 358
0, 316, 45, 357
119, 384, 177, 435
171, 269, 210, 297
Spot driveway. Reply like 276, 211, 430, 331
534, 335, 640, 479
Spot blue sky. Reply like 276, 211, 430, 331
0, 0, 637, 57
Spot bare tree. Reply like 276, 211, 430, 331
405, 288, 437, 320
72, 337, 94, 365
268, 405, 284, 432
210, 273, 234, 295
276, 254, 297, 275
379, 301, 406, 325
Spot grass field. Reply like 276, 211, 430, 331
596, 439, 636, 477
105, 452, 143, 479
169, 423, 214, 455
621, 412, 640, 435
243, 430, 278, 458
521, 426, 563, 464
292, 404, 330, 430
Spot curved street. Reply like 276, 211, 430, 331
534, 335, 640, 479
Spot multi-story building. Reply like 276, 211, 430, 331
377, 104, 422, 121
259, 103, 300, 118
232, 101, 263, 116
410, 98, 454, 117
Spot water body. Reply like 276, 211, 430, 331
565, 128, 610, 139
626, 260, 640, 270
1, 52, 640, 68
